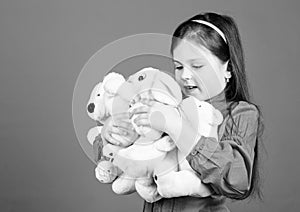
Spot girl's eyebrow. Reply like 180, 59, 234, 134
188, 58, 206, 63
173, 58, 206, 64
172, 59, 182, 65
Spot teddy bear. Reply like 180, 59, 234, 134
109, 67, 183, 202
86, 72, 137, 194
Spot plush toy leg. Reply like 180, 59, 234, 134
155, 170, 213, 198
153, 149, 178, 178
112, 173, 136, 195
95, 160, 121, 183
135, 178, 162, 203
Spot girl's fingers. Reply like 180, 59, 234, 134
109, 126, 128, 136
113, 112, 131, 122
133, 114, 150, 127
103, 130, 121, 146
112, 120, 134, 131
140, 98, 155, 106
129, 106, 150, 118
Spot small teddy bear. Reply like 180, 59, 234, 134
86, 72, 137, 194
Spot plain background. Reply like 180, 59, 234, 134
1, 0, 299, 211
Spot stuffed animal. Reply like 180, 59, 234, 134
86, 72, 137, 194
110, 67, 183, 202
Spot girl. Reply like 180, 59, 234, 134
99, 12, 264, 212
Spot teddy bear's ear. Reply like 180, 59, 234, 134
103, 72, 125, 95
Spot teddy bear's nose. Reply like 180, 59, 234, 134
87, 103, 95, 113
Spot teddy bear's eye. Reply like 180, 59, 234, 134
97, 94, 100, 96
199, 105, 201, 107
138, 73, 146, 81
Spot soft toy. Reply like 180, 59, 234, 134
87, 72, 127, 124
86, 72, 136, 194
110, 67, 183, 202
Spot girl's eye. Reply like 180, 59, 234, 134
192, 65, 203, 69
175, 66, 183, 70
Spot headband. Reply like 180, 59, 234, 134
191, 20, 227, 43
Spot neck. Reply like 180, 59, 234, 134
205, 91, 229, 117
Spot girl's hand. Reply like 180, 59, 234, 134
129, 98, 181, 136
102, 112, 139, 147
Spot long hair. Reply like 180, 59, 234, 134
170, 12, 265, 200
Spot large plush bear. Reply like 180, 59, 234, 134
110, 67, 183, 202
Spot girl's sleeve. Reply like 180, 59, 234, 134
185, 102, 259, 199
92, 133, 104, 163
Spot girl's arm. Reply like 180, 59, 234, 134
184, 102, 259, 199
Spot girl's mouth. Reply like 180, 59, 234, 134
184, 85, 198, 92
185, 85, 197, 89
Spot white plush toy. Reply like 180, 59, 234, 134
86, 72, 137, 194
87, 72, 126, 124
111, 67, 182, 202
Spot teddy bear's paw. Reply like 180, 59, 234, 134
135, 179, 162, 203
95, 162, 118, 183
112, 175, 136, 195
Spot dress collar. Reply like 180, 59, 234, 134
205, 91, 229, 117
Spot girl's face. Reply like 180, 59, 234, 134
172, 39, 230, 101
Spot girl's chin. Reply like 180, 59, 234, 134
183, 88, 208, 101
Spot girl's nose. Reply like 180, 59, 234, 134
181, 67, 193, 80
